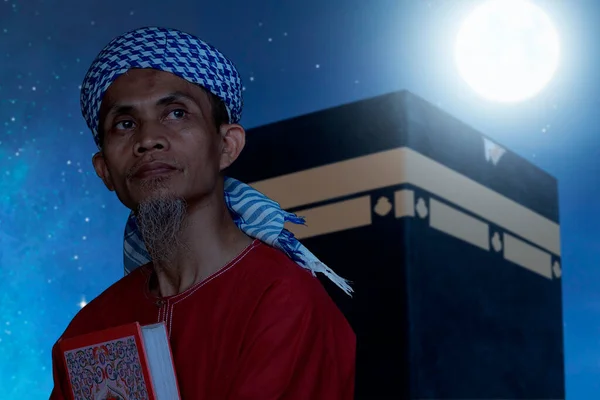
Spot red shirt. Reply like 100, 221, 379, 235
50, 240, 356, 399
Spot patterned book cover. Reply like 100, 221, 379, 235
58, 322, 159, 400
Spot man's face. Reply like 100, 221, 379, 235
92, 69, 245, 211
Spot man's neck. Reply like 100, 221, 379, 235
149, 192, 253, 297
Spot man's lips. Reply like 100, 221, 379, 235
132, 162, 178, 179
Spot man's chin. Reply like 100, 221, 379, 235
130, 176, 178, 200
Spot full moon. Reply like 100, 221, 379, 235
455, 0, 560, 102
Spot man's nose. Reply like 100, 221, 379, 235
133, 122, 170, 154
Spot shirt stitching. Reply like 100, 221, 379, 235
171, 241, 258, 307
168, 301, 175, 339
166, 242, 259, 338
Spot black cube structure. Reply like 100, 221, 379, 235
227, 91, 565, 400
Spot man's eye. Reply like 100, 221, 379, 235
168, 109, 187, 119
114, 120, 135, 130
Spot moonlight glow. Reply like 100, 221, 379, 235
455, 0, 560, 102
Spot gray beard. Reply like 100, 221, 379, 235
135, 188, 188, 267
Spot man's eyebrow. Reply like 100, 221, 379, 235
105, 91, 196, 117
155, 91, 197, 106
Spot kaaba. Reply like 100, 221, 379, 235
227, 91, 565, 400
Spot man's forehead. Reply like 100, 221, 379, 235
101, 69, 208, 111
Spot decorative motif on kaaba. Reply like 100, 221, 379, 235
374, 196, 393, 217
416, 198, 428, 219
552, 261, 562, 278
393, 189, 415, 219
483, 137, 507, 166
491, 232, 503, 252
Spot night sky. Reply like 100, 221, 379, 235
1, 0, 598, 398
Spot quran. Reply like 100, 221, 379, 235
58, 322, 180, 400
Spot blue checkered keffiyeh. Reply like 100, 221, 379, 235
81, 26, 352, 296
81, 26, 243, 148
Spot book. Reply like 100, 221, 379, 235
58, 322, 181, 400
228, 90, 564, 399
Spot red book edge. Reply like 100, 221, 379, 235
57, 321, 159, 400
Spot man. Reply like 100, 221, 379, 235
50, 27, 355, 399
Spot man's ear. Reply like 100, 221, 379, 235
92, 152, 116, 191
218, 124, 246, 171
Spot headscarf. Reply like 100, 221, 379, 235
80, 26, 352, 296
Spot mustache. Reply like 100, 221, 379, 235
126, 156, 182, 179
